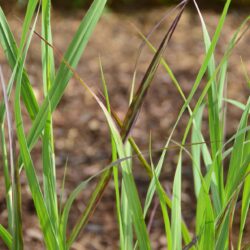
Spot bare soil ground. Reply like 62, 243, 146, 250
0, 5, 249, 249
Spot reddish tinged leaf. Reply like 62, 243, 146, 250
120, 1, 189, 141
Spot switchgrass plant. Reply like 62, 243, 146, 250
0, 0, 249, 249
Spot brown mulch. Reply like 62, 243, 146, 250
0, 5, 249, 250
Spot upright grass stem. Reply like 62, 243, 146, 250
0, 67, 23, 249
0, 123, 12, 232
41, 0, 58, 238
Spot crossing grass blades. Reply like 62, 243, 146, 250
0, 0, 249, 249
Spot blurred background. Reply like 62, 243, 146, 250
2, 0, 250, 8
0, 0, 249, 249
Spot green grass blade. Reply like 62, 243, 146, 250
99, 89, 152, 176
135, 24, 217, 246
225, 98, 250, 199
61, 168, 112, 249
179, 0, 232, 126
215, 189, 239, 250
223, 98, 248, 112
59, 159, 68, 218
243, 132, 250, 161
150, 160, 172, 250
178, 13, 249, 216
65, 162, 140, 248
134, 25, 200, 247
215, 212, 230, 250
121, 144, 134, 250
60, 179, 86, 241
59, 156, 134, 249
196, 167, 215, 250
179, 0, 234, 144
135, 25, 212, 166
61, 157, 134, 248
0, 7, 39, 122
41, 0, 58, 239
0, 123, 12, 232
0, 225, 12, 249
218, 61, 228, 116
177, 2, 244, 247
88, 92, 151, 249
13, 7, 59, 249
226, 142, 250, 202
122, 55, 136, 249
145, 0, 233, 222
237, 132, 250, 250
113, 167, 124, 250
120, 166, 151, 249
100, 60, 128, 250
0, 66, 23, 249
171, 154, 183, 250
75, 6, 247, 249
197, 197, 215, 250
26, 0, 107, 155
41, 0, 55, 95
143, 145, 191, 245
216, 153, 250, 233
18, 0, 39, 52
42, 105, 58, 229
60, 179, 96, 248
135, 23, 213, 175
121, 184, 133, 250
191, 105, 204, 198
194, 0, 226, 206
99, 60, 125, 249
221, 127, 250, 163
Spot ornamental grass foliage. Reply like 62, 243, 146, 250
0, 0, 249, 249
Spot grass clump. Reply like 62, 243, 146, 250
0, 0, 249, 249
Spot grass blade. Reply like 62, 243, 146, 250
25, 0, 107, 157
196, 168, 215, 250
237, 132, 250, 250
194, 0, 227, 208
150, 154, 172, 249
41, 0, 55, 95
0, 7, 39, 122
223, 98, 249, 112
0, 123, 12, 232
225, 98, 250, 199
13, 5, 59, 249
59, 155, 135, 248
41, 0, 58, 240
64, 4, 189, 244
69, 86, 151, 249
61, 169, 112, 248
171, 154, 183, 250
216, 211, 230, 249
0, 67, 23, 249
191, 105, 204, 198
120, 2, 188, 141
178, 10, 249, 219
99, 60, 126, 249
0, 225, 12, 249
